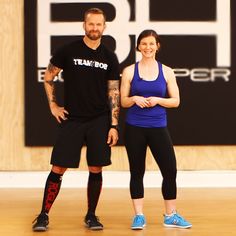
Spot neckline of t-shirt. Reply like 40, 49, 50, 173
82, 39, 102, 52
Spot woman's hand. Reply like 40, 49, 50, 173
133, 96, 150, 108
146, 97, 159, 107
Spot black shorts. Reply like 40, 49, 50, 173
50, 115, 111, 168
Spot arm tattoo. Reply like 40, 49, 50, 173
108, 81, 120, 124
44, 63, 60, 105
45, 81, 57, 103
48, 63, 59, 74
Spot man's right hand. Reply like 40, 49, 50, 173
50, 103, 69, 123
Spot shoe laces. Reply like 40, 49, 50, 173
173, 213, 185, 221
32, 213, 48, 224
87, 214, 100, 223
168, 212, 188, 224
134, 215, 144, 224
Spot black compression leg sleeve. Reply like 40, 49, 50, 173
40, 171, 63, 214
87, 172, 103, 215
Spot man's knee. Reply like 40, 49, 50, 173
52, 165, 67, 174
88, 166, 102, 173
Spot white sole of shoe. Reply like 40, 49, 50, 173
163, 223, 192, 229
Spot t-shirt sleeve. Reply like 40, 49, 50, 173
50, 46, 66, 69
107, 53, 120, 81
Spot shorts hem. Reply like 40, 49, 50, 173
50, 162, 80, 168
50, 161, 112, 168
87, 161, 112, 167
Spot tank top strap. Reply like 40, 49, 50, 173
133, 62, 139, 81
157, 61, 164, 79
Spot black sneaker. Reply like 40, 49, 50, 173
84, 214, 103, 230
32, 213, 49, 232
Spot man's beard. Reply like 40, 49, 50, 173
85, 30, 102, 40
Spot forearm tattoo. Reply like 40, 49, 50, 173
45, 80, 56, 103
44, 63, 59, 104
48, 63, 59, 74
108, 81, 120, 123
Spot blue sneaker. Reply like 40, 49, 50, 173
163, 212, 192, 229
131, 214, 146, 230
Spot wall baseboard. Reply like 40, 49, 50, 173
0, 171, 235, 188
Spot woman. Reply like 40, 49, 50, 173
120, 29, 192, 230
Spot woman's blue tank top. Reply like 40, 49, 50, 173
126, 61, 167, 128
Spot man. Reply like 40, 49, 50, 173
32, 8, 120, 232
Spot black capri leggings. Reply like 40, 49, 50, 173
124, 124, 177, 200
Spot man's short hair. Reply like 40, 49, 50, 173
84, 8, 106, 22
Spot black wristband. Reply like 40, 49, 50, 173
110, 124, 119, 131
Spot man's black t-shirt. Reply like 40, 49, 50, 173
50, 39, 120, 122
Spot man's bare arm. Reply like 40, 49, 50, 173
108, 80, 120, 126
44, 63, 61, 107
44, 63, 68, 123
